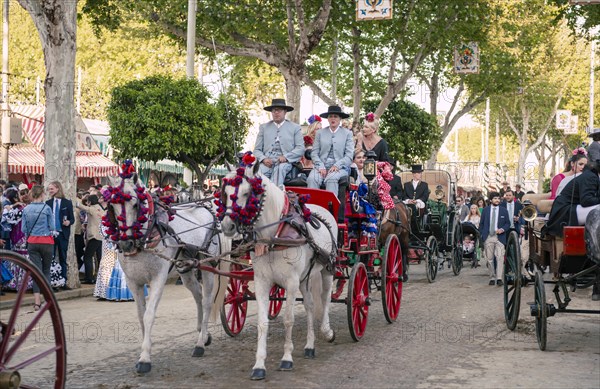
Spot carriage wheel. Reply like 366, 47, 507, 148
503, 231, 522, 331
451, 222, 463, 276
347, 262, 369, 341
0, 250, 67, 389
220, 264, 248, 337
425, 236, 439, 283
381, 235, 402, 323
268, 285, 285, 320
533, 268, 547, 351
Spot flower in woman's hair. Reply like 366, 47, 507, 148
365, 112, 376, 122
572, 147, 587, 156
308, 115, 322, 125
303, 135, 314, 146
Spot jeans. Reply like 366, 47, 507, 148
27, 243, 53, 293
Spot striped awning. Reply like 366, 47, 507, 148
9, 105, 45, 148
6, 147, 118, 178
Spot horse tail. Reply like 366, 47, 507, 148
210, 234, 231, 322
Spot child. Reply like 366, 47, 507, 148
463, 234, 475, 255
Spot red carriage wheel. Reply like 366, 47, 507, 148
0, 250, 67, 389
347, 262, 369, 341
381, 235, 402, 323
220, 264, 249, 337
267, 285, 285, 320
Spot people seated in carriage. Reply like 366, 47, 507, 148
546, 160, 600, 237
402, 164, 430, 210
254, 98, 305, 187
307, 105, 354, 198
388, 160, 404, 202
361, 112, 390, 162
500, 189, 524, 233
300, 114, 322, 170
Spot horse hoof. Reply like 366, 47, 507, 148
279, 360, 293, 371
192, 346, 205, 357
327, 330, 336, 343
250, 368, 266, 380
205, 333, 212, 346
304, 348, 315, 359
136, 362, 152, 374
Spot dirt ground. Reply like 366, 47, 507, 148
3, 263, 599, 388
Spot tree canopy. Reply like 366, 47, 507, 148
107, 75, 250, 180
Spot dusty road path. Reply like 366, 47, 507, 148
4, 264, 599, 388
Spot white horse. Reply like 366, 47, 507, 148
106, 172, 228, 374
218, 156, 337, 380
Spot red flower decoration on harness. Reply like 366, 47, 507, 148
241, 151, 256, 167
119, 159, 136, 179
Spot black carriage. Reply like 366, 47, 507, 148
399, 170, 464, 282
502, 196, 600, 350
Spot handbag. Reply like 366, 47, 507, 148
0, 260, 13, 284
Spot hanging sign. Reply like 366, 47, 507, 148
556, 110, 571, 130
356, 0, 393, 21
454, 42, 480, 74
564, 115, 579, 135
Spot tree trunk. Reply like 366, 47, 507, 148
351, 27, 361, 134
282, 69, 303, 124
18, 0, 78, 288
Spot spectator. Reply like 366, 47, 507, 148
307, 105, 354, 197
479, 191, 510, 286
254, 98, 304, 186
500, 189, 524, 233
476, 197, 486, 214
514, 184, 525, 202
1, 187, 20, 250
455, 196, 470, 221
46, 181, 75, 285
587, 128, 600, 163
76, 194, 104, 284
499, 181, 511, 197
74, 191, 86, 273
361, 112, 389, 162
463, 204, 481, 228
21, 185, 55, 311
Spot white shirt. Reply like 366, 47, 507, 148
412, 180, 420, 190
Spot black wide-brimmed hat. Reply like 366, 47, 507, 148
321, 105, 350, 119
264, 98, 294, 112
411, 164, 423, 173
588, 128, 600, 137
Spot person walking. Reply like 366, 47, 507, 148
76, 194, 105, 284
254, 98, 304, 186
479, 192, 511, 286
21, 185, 55, 310
46, 181, 74, 286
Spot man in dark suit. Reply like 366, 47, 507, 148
388, 159, 404, 201
46, 181, 75, 288
402, 164, 429, 209
500, 189, 524, 232
479, 191, 511, 286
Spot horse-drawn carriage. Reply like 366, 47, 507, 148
398, 170, 464, 282
502, 195, 600, 350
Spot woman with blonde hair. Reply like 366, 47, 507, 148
361, 112, 389, 162
463, 204, 481, 228
301, 114, 322, 169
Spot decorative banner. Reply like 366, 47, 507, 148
565, 115, 579, 135
356, 0, 393, 21
556, 110, 571, 130
454, 42, 480, 74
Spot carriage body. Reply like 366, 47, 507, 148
398, 170, 464, 281
501, 193, 599, 351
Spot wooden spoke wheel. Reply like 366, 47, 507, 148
267, 285, 285, 320
451, 221, 464, 276
220, 264, 249, 337
347, 262, 369, 341
0, 250, 66, 389
381, 235, 402, 323
533, 268, 547, 351
503, 231, 522, 331
425, 236, 439, 283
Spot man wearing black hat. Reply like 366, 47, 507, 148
587, 128, 600, 163
254, 98, 304, 186
307, 105, 354, 197
402, 164, 429, 209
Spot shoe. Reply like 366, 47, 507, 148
402, 273, 409, 282
489, 280, 495, 286
496, 280, 503, 286
593, 284, 600, 301
53, 287, 60, 293
33, 303, 41, 311
81, 280, 95, 285
62, 286, 72, 291
175, 278, 183, 285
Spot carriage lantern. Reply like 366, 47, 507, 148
363, 151, 377, 182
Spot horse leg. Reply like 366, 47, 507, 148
179, 269, 212, 357
300, 272, 316, 359
251, 278, 271, 380
136, 271, 168, 374
279, 276, 300, 371
319, 270, 335, 342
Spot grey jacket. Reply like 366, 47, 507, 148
253, 120, 304, 163
311, 126, 354, 170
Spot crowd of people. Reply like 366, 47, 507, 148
0, 181, 140, 305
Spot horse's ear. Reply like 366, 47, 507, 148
225, 161, 234, 172
252, 160, 260, 176
133, 173, 138, 185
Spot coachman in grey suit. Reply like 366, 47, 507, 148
587, 128, 600, 164
254, 99, 304, 186
307, 105, 354, 197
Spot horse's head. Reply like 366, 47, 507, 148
215, 152, 264, 238
103, 162, 153, 254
